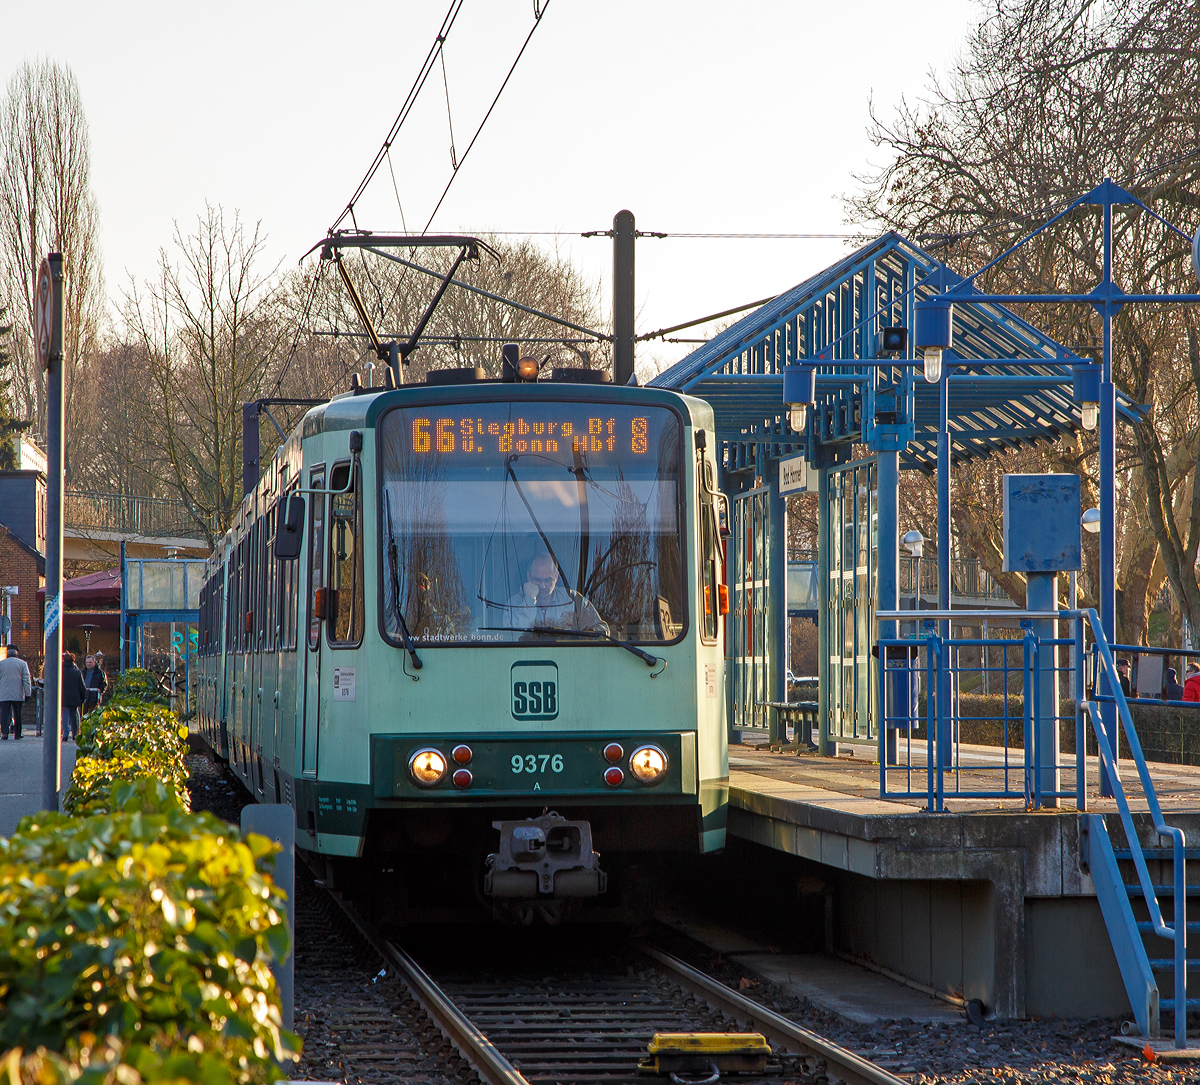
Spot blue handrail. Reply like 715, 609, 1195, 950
1077, 607, 1186, 1048
874, 605, 1186, 1044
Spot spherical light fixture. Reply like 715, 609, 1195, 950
1082, 507, 1101, 535
902, 529, 925, 558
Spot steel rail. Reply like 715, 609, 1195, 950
326, 886, 902, 1085
328, 893, 530, 1085
639, 945, 906, 1085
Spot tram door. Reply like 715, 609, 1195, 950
301, 469, 326, 781
231, 537, 248, 774
248, 517, 264, 792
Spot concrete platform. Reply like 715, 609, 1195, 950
656, 905, 965, 1026
724, 741, 1200, 1022
0, 735, 76, 836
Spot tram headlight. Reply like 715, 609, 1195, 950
408, 747, 448, 787
628, 745, 668, 785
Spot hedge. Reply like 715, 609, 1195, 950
0, 669, 299, 1084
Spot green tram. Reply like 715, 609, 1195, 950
196, 371, 729, 922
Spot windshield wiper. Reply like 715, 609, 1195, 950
479, 625, 661, 668
383, 490, 423, 670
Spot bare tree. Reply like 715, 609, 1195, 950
0, 58, 103, 481
123, 205, 281, 545
850, 0, 1200, 642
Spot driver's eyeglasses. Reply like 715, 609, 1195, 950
530, 575, 557, 587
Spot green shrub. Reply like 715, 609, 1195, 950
109, 670, 170, 708
67, 700, 191, 817
77, 702, 187, 763
2, 1034, 242, 1085
63, 754, 189, 818
0, 783, 298, 1082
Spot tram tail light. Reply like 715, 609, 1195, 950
718, 584, 729, 615
629, 745, 668, 785
604, 766, 624, 787
408, 747, 448, 787
314, 587, 328, 620
452, 768, 473, 788
603, 742, 624, 763
452, 744, 473, 765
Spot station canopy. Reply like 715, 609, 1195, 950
649, 232, 1139, 472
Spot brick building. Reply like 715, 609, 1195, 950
0, 506, 46, 667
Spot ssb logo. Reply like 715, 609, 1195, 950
511, 660, 559, 721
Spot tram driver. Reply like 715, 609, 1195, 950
503, 550, 607, 636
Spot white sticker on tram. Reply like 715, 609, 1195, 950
705, 664, 718, 698
332, 666, 356, 702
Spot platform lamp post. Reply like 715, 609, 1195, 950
914, 297, 954, 803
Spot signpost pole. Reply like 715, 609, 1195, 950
40, 254, 64, 811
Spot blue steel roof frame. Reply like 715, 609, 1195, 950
650, 232, 1139, 473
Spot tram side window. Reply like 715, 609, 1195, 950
215, 571, 224, 654
699, 459, 719, 642
328, 460, 363, 646
307, 471, 325, 650
225, 558, 234, 652
280, 490, 299, 652
240, 538, 251, 653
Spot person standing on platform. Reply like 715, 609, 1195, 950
82, 653, 107, 715
1163, 666, 1185, 702
1183, 662, 1200, 703
1115, 658, 1132, 697
60, 651, 87, 742
0, 646, 32, 740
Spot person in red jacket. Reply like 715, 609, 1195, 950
1183, 662, 1200, 703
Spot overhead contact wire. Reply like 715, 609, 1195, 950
421, 1, 551, 232
330, 0, 466, 234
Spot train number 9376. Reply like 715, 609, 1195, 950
511, 753, 564, 774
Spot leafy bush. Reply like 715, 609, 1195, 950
0, 783, 298, 1082
63, 754, 189, 818
1, 1034, 244, 1085
109, 669, 170, 708
65, 700, 191, 817
77, 701, 187, 764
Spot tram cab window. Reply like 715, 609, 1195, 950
378, 402, 686, 647
328, 461, 363, 646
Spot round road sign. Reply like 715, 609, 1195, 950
35, 258, 53, 370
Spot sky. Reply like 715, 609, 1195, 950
0, 0, 977, 375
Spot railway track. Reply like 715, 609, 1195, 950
324, 889, 905, 1085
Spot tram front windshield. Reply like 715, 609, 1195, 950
378, 402, 685, 646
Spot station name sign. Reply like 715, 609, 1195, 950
779, 454, 809, 495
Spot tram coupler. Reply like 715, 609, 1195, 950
485, 811, 607, 898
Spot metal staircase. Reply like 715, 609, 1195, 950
1079, 615, 1191, 1047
